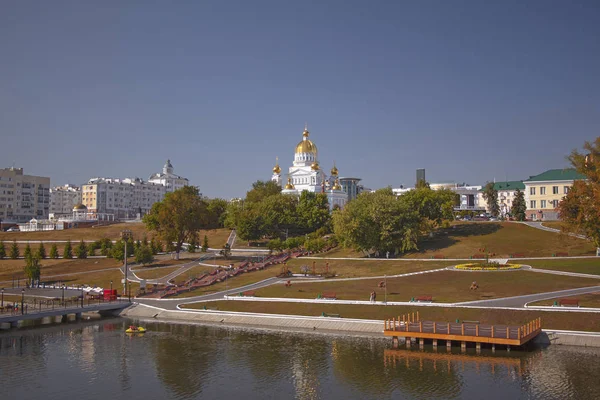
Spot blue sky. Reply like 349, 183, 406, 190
1, 1, 599, 198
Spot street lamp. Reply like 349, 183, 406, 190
128, 282, 131, 302
61, 284, 65, 305
81, 286, 84, 308
384, 274, 387, 304
110, 280, 113, 292
21, 289, 25, 315
1, 288, 4, 307
121, 230, 133, 298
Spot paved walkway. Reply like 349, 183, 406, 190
521, 221, 588, 240
456, 286, 600, 308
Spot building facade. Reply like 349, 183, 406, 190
148, 160, 189, 192
339, 177, 364, 202
489, 181, 525, 218
50, 184, 82, 214
82, 177, 166, 219
523, 169, 586, 221
0, 167, 50, 223
271, 126, 348, 210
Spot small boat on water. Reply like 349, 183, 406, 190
125, 326, 146, 334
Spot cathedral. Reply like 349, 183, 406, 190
271, 125, 348, 209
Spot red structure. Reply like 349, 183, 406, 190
103, 289, 118, 301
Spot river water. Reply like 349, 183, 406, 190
1, 319, 600, 400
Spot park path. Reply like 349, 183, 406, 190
521, 221, 588, 240
126, 254, 216, 285
455, 286, 600, 308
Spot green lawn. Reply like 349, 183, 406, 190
529, 292, 600, 308
253, 270, 599, 303
181, 301, 600, 332
133, 266, 182, 280
283, 259, 454, 278
526, 259, 600, 275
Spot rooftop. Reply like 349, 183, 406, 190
524, 168, 586, 182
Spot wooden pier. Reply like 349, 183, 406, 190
383, 312, 542, 351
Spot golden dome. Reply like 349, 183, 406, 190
73, 203, 87, 210
332, 179, 342, 191
311, 161, 320, 171
272, 156, 281, 174
284, 177, 295, 190
330, 164, 339, 176
295, 128, 318, 154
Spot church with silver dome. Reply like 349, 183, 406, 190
271, 125, 348, 209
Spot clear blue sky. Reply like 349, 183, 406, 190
1, 1, 599, 198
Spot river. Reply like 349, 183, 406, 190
1, 318, 600, 400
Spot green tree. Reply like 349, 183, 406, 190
24, 253, 41, 287
63, 240, 73, 259
49, 243, 59, 259
37, 242, 47, 259
558, 137, 600, 250
10, 241, 19, 259
401, 187, 455, 234
111, 240, 126, 261
482, 182, 500, 217
0, 241, 5, 259
267, 238, 283, 253
333, 188, 420, 256
220, 243, 231, 259
188, 234, 197, 253
143, 186, 218, 259
135, 245, 154, 265
510, 189, 527, 221
207, 198, 229, 228
258, 194, 299, 239
297, 191, 331, 233
236, 207, 264, 242
245, 180, 282, 204
75, 240, 88, 259
202, 235, 209, 252
24, 243, 32, 259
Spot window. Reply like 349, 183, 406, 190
540, 200, 546, 208
530, 200, 536, 208
553, 186, 558, 194
564, 186, 570, 194
531, 214, 537, 221
540, 187, 546, 195
530, 187, 536, 195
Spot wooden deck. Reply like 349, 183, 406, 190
383, 312, 542, 348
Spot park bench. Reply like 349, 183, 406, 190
558, 298, 579, 307
414, 296, 433, 303
553, 252, 569, 257
240, 291, 256, 297
319, 292, 336, 300
462, 320, 480, 324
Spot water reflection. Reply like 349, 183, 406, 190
2, 319, 600, 400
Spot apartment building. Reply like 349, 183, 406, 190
148, 160, 188, 192
524, 169, 586, 221
49, 184, 82, 214
0, 167, 50, 223
82, 177, 166, 219
488, 181, 525, 218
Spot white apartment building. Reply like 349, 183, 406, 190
392, 182, 487, 212
0, 167, 50, 223
148, 160, 189, 192
82, 177, 166, 219
50, 184, 82, 214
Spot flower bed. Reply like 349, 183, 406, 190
454, 263, 522, 271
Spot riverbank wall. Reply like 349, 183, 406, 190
122, 304, 600, 347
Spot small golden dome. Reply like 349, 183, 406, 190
311, 161, 320, 171
330, 164, 339, 176
295, 127, 318, 154
73, 203, 87, 210
332, 179, 342, 191
272, 157, 281, 174
284, 177, 295, 190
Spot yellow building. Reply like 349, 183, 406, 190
523, 169, 586, 221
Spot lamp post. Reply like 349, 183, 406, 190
21, 289, 25, 315
1, 288, 4, 307
384, 274, 387, 304
121, 230, 133, 298
128, 282, 131, 302
81, 286, 84, 308
61, 284, 65, 305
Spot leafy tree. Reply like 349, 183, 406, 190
75, 240, 88, 259
207, 198, 229, 228
245, 180, 282, 204
37, 242, 47, 259
49, 243, 59, 259
142, 235, 149, 247
482, 182, 500, 217
188, 234, 197, 253
401, 187, 455, 233
558, 137, 600, 249
143, 186, 218, 259
63, 240, 73, 259
297, 191, 331, 233
236, 207, 264, 242
10, 241, 19, 259
223, 200, 244, 229
220, 243, 231, 259
111, 240, 126, 261
126, 236, 135, 257
135, 245, 154, 265
0, 240, 5, 259
415, 180, 430, 189
24, 243, 32, 259
134, 239, 142, 254
258, 194, 298, 239
24, 253, 41, 287
98, 238, 112, 256
510, 189, 527, 221
333, 188, 420, 256
202, 235, 209, 252
267, 238, 283, 253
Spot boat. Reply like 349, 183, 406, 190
125, 326, 146, 334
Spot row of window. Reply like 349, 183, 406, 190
530, 200, 560, 209
530, 186, 570, 195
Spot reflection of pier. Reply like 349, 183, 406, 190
383, 312, 542, 352
383, 349, 527, 376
